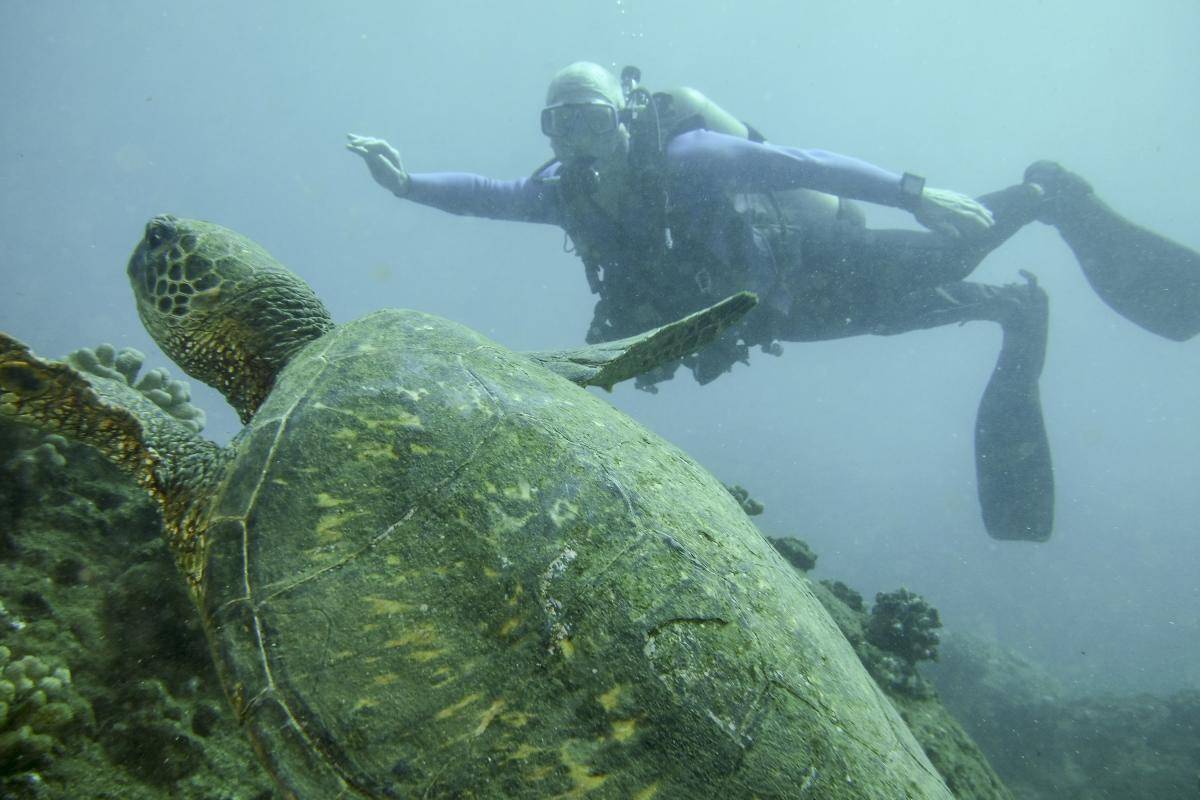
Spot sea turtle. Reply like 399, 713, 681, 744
0, 215, 953, 798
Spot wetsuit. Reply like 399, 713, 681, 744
385, 128, 1200, 542
404, 129, 1040, 365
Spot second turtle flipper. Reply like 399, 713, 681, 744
525, 291, 758, 389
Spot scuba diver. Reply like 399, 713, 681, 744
346, 61, 1200, 543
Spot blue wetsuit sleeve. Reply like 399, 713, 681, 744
405, 173, 561, 225
668, 130, 908, 207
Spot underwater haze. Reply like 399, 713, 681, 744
2, 0, 1198, 697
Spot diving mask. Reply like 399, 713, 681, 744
541, 100, 620, 138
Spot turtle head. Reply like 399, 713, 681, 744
127, 215, 334, 423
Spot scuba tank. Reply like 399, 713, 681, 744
632, 77, 849, 230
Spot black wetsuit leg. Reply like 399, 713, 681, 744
778, 183, 1043, 340
779, 182, 1054, 541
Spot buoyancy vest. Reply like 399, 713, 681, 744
544, 73, 861, 389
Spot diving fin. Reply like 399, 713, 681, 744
525, 291, 757, 389
974, 272, 1055, 542
1027, 161, 1200, 342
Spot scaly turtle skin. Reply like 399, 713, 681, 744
0, 216, 953, 798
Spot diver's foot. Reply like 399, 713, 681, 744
994, 270, 1049, 336
1023, 161, 1094, 225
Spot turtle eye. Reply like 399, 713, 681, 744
144, 215, 177, 248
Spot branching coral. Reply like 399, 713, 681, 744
0, 645, 93, 773
66, 343, 206, 432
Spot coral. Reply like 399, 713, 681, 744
3, 434, 68, 490
928, 634, 1200, 800
867, 588, 942, 665
66, 343, 206, 432
0, 645, 93, 775
767, 536, 817, 572
0, 410, 274, 799
724, 484, 764, 516
820, 579, 864, 612
860, 588, 942, 699
98, 679, 207, 785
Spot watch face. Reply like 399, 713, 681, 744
900, 172, 926, 209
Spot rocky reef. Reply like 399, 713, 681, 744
0, 363, 273, 799
765, 536, 1013, 800
927, 632, 1200, 800
5, 342, 1190, 798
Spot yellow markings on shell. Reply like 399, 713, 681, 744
410, 442, 433, 455
365, 596, 410, 616
498, 616, 522, 637
352, 697, 378, 711
356, 442, 396, 461
315, 510, 362, 544
393, 386, 428, 403
372, 673, 400, 687
597, 685, 622, 712
560, 744, 607, 793
314, 492, 345, 508
549, 499, 579, 528
385, 410, 422, 429
502, 478, 535, 501
410, 649, 444, 663
473, 699, 506, 736
435, 692, 483, 720
491, 507, 535, 535
431, 560, 465, 577
315, 399, 424, 432
500, 710, 531, 728
430, 666, 456, 686
510, 743, 540, 761
633, 783, 661, 800
384, 625, 437, 649
611, 719, 637, 742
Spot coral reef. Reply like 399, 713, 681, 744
867, 588, 942, 665
66, 344, 206, 432
862, 587, 942, 697
766, 535, 817, 572
0, 412, 274, 799
724, 483, 764, 516
928, 633, 1200, 800
767, 540, 1013, 799
0, 646, 92, 775
820, 579, 864, 612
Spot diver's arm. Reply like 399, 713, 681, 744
346, 133, 559, 224
668, 130, 909, 204
668, 130, 992, 236
405, 173, 561, 224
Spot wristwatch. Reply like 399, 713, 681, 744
899, 172, 926, 211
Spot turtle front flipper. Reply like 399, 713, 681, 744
0, 332, 226, 578
524, 291, 757, 389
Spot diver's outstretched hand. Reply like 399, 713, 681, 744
915, 187, 995, 239
346, 134, 411, 197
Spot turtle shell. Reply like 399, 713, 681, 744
199, 309, 949, 799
